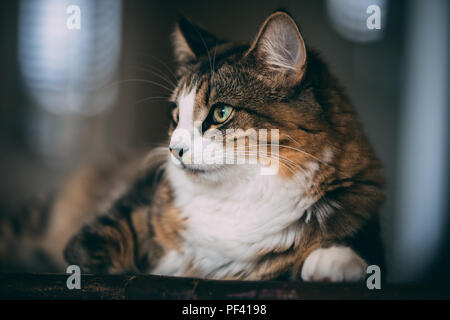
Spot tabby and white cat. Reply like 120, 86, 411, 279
0, 11, 385, 282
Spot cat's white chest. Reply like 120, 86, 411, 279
152, 164, 316, 278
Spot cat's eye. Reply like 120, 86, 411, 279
212, 104, 234, 124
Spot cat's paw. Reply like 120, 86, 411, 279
301, 246, 367, 282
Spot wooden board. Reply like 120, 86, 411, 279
0, 273, 448, 300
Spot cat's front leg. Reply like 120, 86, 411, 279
300, 246, 367, 282
64, 211, 147, 274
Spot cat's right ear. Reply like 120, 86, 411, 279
246, 11, 307, 88
172, 17, 223, 65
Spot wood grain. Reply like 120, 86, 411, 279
0, 273, 448, 300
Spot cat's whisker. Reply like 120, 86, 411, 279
235, 140, 340, 173
232, 148, 303, 169
231, 150, 324, 196
146, 142, 171, 149
186, 145, 316, 182
135, 52, 178, 82
280, 134, 347, 172
254, 143, 328, 166
233, 143, 340, 197
228, 150, 302, 177
211, 43, 217, 82
232, 145, 303, 164
133, 96, 171, 107
193, 27, 214, 82
133, 65, 177, 89
218, 153, 297, 177
113, 78, 175, 93
203, 149, 325, 203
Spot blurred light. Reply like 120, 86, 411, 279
394, 0, 449, 282
326, 0, 387, 43
19, 0, 122, 116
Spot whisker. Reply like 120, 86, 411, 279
193, 27, 214, 82
132, 65, 177, 89
238, 141, 338, 172
133, 96, 170, 106
113, 78, 175, 93
231, 151, 299, 176
223, 149, 300, 172
229, 148, 324, 196
135, 52, 178, 82
280, 134, 341, 168
232, 147, 303, 169
211, 43, 217, 82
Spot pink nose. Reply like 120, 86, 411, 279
169, 146, 187, 161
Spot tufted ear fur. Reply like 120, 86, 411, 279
172, 16, 225, 65
246, 11, 307, 87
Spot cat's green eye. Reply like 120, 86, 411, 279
212, 105, 233, 124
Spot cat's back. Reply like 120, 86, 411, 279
0, 150, 163, 271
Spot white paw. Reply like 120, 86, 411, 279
301, 246, 367, 282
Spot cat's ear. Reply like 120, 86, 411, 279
172, 17, 223, 65
246, 11, 307, 87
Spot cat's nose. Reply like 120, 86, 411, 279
169, 146, 188, 161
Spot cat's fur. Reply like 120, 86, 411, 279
0, 11, 385, 281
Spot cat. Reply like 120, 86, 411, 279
0, 10, 385, 282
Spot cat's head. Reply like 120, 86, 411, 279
167, 11, 339, 184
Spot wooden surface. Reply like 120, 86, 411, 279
0, 273, 448, 300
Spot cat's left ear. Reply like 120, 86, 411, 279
172, 17, 224, 65
246, 11, 307, 87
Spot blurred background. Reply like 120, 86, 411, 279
0, 0, 448, 284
